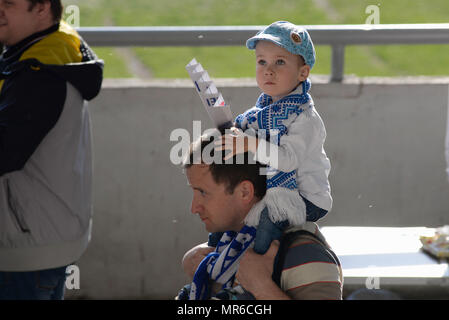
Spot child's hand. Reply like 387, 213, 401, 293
214, 127, 258, 161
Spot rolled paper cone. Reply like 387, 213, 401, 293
186, 58, 234, 130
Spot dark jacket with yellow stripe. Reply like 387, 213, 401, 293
0, 22, 103, 271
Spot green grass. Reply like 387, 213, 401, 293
93, 48, 133, 78
62, 0, 449, 78
327, 0, 449, 24
134, 47, 254, 78
326, 0, 449, 77
99, 0, 328, 26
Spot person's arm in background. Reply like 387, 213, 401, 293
0, 68, 65, 176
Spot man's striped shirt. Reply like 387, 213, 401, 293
280, 223, 343, 300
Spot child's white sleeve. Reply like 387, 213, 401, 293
254, 111, 325, 172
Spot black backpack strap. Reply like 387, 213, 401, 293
272, 229, 326, 287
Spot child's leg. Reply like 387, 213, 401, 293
303, 197, 328, 222
254, 207, 289, 254
208, 232, 224, 247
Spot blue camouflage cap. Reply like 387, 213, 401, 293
246, 21, 316, 69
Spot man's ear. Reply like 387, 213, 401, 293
234, 180, 256, 204
32, 0, 52, 20
298, 64, 310, 82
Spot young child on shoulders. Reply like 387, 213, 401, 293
214, 21, 332, 254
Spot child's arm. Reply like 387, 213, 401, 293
215, 112, 324, 172
214, 127, 259, 160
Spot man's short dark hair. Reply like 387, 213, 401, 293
28, 0, 63, 23
183, 132, 266, 199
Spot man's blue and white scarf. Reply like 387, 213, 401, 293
190, 225, 257, 300
189, 80, 313, 300
235, 79, 312, 227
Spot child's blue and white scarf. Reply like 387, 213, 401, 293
189, 80, 313, 300
235, 79, 312, 227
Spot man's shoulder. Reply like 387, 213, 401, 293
283, 230, 339, 269
2, 62, 66, 97
20, 22, 83, 66
278, 224, 343, 299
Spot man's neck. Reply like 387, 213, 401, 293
3, 23, 59, 61
240, 199, 265, 228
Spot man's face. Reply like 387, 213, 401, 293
0, 0, 44, 46
186, 164, 247, 233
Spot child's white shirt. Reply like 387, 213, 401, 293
253, 97, 333, 212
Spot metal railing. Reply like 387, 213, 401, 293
78, 24, 449, 82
